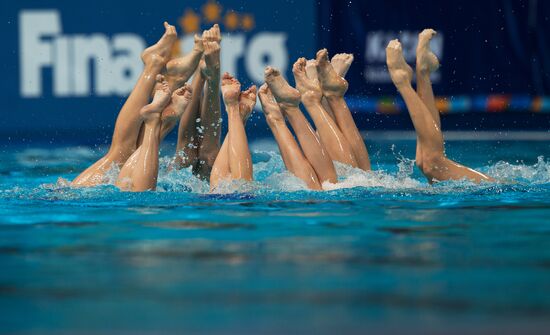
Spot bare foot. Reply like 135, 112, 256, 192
239, 85, 257, 122
258, 84, 284, 124
293, 58, 322, 104
166, 35, 204, 82
264, 66, 301, 107
202, 24, 222, 43
305, 59, 319, 81
386, 39, 413, 88
416, 29, 440, 73
141, 75, 171, 121
141, 22, 177, 65
316, 49, 348, 97
221, 72, 241, 106
162, 84, 193, 122
201, 41, 221, 81
331, 53, 354, 77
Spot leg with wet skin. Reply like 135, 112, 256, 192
221, 73, 253, 182
137, 34, 204, 147
266, 64, 356, 168
210, 85, 257, 190
316, 49, 371, 171
324, 53, 354, 119
415, 29, 441, 170
173, 64, 206, 169
116, 78, 172, 191
195, 37, 222, 178
305, 59, 335, 121
72, 22, 177, 187
287, 59, 337, 183
259, 84, 321, 190
118, 80, 193, 184
386, 39, 493, 183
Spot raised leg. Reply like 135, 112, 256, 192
116, 76, 172, 191
221, 73, 253, 182
137, 35, 204, 147
210, 85, 257, 190
265, 65, 357, 168
173, 64, 206, 169
415, 29, 441, 170
72, 22, 177, 187
117, 80, 193, 184
331, 53, 354, 78
196, 25, 222, 178
316, 49, 371, 171
259, 85, 321, 190
287, 59, 338, 183
386, 39, 493, 183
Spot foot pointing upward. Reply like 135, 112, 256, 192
264, 66, 301, 108
416, 29, 440, 74
316, 49, 348, 97
141, 22, 177, 65
386, 39, 413, 88
331, 53, 354, 77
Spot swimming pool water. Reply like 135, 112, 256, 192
1, 139, 549, 334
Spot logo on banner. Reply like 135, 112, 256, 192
19, 1, 288, 98
364, 30, 443, 84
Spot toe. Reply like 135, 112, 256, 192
316, 49, 329, 62
259, 83, 269, 93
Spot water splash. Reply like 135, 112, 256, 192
486, 156, 550, 184
1, 147, 549, 201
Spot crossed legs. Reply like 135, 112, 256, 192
386, 31, 493, 183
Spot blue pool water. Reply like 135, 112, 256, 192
1, 138, 550, 334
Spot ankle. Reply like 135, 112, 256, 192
416, 67, 431, 76
144, 115, 162, 127
395, 82, 413, 92
266, 116, 283, 127
301, 95, 322, 106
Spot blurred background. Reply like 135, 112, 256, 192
1, 0, 549, 146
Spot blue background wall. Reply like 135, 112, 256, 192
1, 0, 549, 145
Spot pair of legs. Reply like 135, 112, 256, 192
72, 22, 203, 188
116, 77, 192, 191
209, 73, 254, 190
305, 51, 372, 171
261, 67, 337, 190
71, 22, 178, 187
386, 29, 493, 183
173, 24, 222, 179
